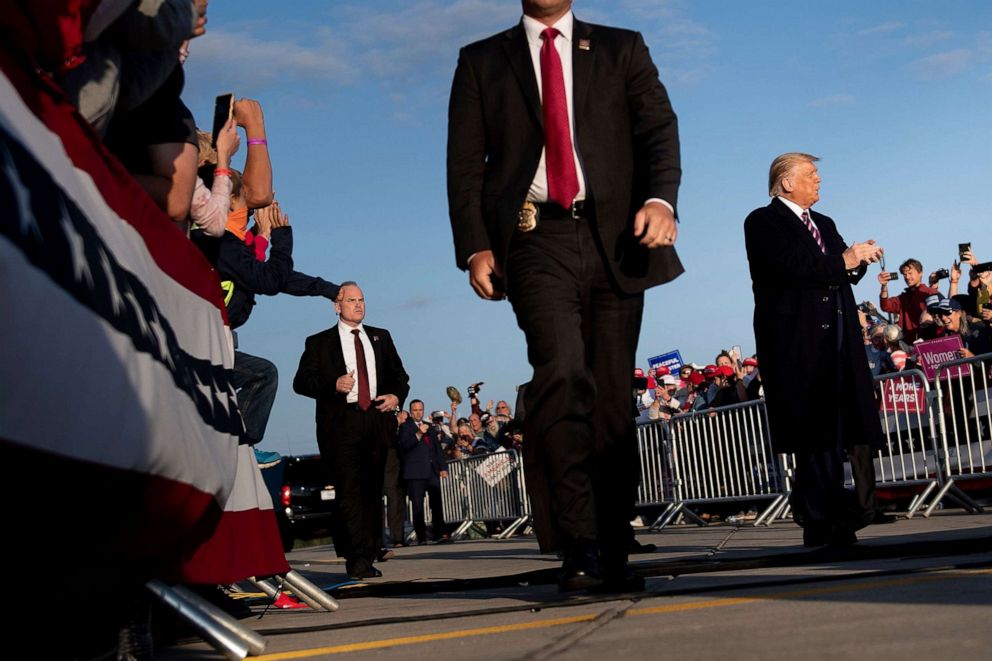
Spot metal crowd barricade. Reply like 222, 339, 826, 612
870, 369, 943, 517
923, 352, 992, 516
650, 399, 787, 531
635, 418, 676, 523
431, 450, 530, 540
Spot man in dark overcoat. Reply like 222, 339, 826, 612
744, 152, 885, 547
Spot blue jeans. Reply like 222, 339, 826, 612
233, 351, 278, 444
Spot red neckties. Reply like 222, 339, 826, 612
801, 212, 826, 254
351, 329, 372, 410
540, 27, 579, 210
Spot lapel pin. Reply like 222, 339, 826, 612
578, 38, 591, 51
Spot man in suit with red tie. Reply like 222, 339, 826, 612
293, 282, 410, 579
744, 153, 885, 548
447, 0, 682, 592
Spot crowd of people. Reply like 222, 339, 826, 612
623, 249, 992, 429
57, 0, 344, 471
394, 384, 524, 461
864, 252, 992, 366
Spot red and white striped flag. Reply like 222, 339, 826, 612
0, 39, 286, 583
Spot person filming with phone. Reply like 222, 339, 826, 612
878, 258, 938, 343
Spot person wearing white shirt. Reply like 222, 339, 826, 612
293, 282, 410, 579
447, 0, 682, 593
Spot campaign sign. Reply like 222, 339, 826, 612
915, 336, 970, 381
648, 350, 683, 375
475, 449, 515, 487
880, 377, 925, 413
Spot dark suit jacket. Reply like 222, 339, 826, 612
744, 198, 883, 453
292, 324, 410, 446
447, 17, 683, 294
396, 419, 448, 481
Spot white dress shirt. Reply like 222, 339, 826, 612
521, 11, 672, 213
777, 195, 821, 233
337, 322, 377, 403
522, 12, 586, 204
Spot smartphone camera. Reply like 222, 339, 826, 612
211, 93, 234, 148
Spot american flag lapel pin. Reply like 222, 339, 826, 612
578, 38, 591, 51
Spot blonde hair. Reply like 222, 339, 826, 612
196, 129, 217, 166
768, 152, 819, 197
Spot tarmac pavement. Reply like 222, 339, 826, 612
159, 512, 992, 660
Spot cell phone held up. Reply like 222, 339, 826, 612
959, 242, 971, 261
210, 93, 234, 148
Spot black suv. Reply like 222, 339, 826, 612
261, 454, 335, 552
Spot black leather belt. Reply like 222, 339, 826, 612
534, 200, 590, 220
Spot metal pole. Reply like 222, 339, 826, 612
171, 585, 267, 656
283, 570, 340, 612
145, 581, 259, 660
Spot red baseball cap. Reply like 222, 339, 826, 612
654, 365, 670, 377
688, 371, 706, 386
743, 357, 758, 367
714, 365, 734, 378
634, 368, 645, 378
703, 365, 718, 378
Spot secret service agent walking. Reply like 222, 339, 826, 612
447, 0, 682, 592
293, 282, 410, 579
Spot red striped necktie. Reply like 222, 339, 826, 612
540, 27, 579, 210
801, 211, 826, 254
351, 329, 372, 410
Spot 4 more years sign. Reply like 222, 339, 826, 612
880, 376, 926, 413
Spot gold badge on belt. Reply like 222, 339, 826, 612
517, 200, 539, 232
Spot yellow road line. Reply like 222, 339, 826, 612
256, 613, 599, 659
629, 568, 992, 617
256, 567, 992, 660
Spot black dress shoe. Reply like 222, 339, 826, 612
349, 565, 382, 580
377, 548, 395, 562
346, 558, 383, 580
628, 539, 657, 554
558, 540, 603, 592
592, 566, 646, 594
803, 524, 857, 548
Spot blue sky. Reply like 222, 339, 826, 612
184, 1, 992, 455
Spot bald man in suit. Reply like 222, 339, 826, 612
293, 282, 409, 579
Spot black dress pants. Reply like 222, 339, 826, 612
322, 407, 388, 564
383, 444, 406, 544
405, 477, 445, 542
792, 348, 878, 534
505, 215, 643, 564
